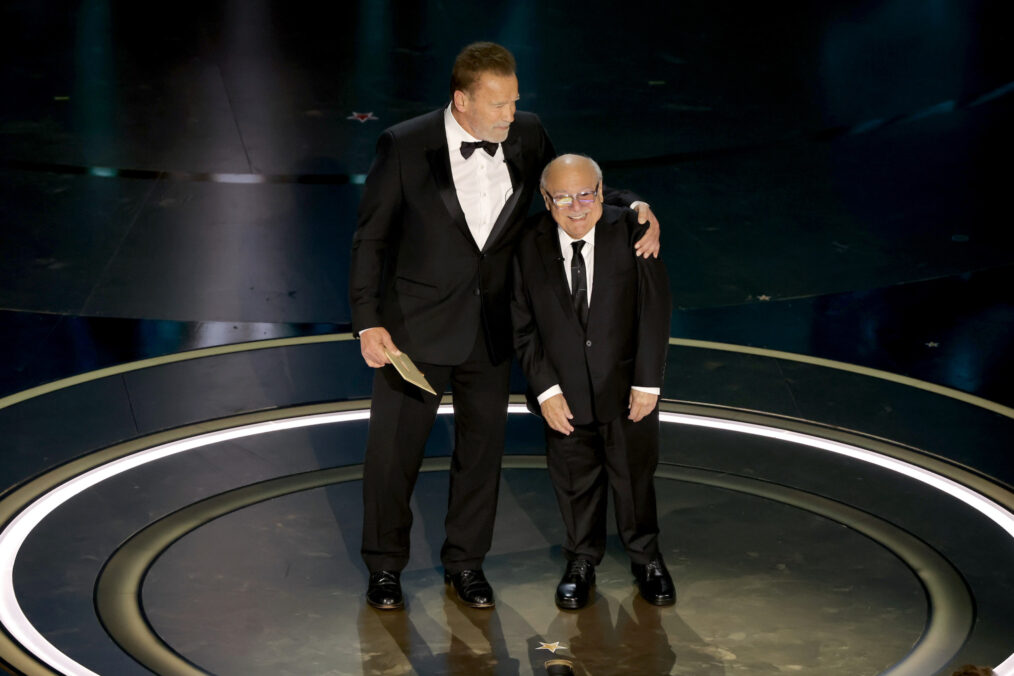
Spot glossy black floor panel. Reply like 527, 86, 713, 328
0, 169, 155, 315
137, 474, 930, 676
0, 375, 137, 484
674, 264, 1014, 407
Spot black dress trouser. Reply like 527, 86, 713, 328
361, 328, 512, 573
544, 408, 661, 566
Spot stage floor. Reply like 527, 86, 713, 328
1, 336, 1013, 675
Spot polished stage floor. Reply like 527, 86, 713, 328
2, 1, 1013, 675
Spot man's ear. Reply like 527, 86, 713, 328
541, 191, 552, 211
452, 89, 468, 113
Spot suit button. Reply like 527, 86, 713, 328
474, 288, 481, 296
585, 340, 592, 347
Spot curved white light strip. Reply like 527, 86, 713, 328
0, 406, 1011, 675
0, 411, 368, 676
657, 413, 1014, 540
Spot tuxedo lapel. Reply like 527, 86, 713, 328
586, 209, 625, 329
425, 122, 477, 250
534, 220, 583, 329
501, 133, 522, 190
482, 133, 524, 251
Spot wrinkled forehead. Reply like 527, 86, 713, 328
470, 71, 518, 97
544, 164, 598, 193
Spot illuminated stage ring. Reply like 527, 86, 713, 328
2, 400, 1013, 675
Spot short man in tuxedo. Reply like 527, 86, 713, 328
349, 43, 661, 610
512, 154, 675, 609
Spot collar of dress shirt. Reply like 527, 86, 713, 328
556, 222, 597, 257
444, 103, 496, 152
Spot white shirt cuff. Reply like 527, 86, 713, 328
629, 201, 648, 211
540, 385, 657, 403
631, 386, 660, 395
537, 385, 563, 404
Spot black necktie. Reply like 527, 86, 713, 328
571, 241, 589, 328
460, 140, 498, 159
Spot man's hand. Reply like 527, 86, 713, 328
632, 203, 661, 259
359, 327, 400, 368
628, 389, 658, 422
541, 393, 575, 435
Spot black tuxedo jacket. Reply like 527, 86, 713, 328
349, 108, 641, 366
511, 205, 672, 424
349, 108, 555, 366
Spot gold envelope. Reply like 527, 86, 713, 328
385, 349, 437, 395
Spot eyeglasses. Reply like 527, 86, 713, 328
546, 183, 600, 208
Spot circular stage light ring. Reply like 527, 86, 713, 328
0, 404, 1012, 675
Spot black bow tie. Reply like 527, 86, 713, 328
460, 140, 498, 159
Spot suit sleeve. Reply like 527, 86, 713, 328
511, 253, 560, 398
535, 115, 556, 171
602, 185, 642, 208
349, 130, 402, 335
527, 116, 556, 219
632, 223, 672, 387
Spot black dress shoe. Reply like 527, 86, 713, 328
545, 658, 576, 675
366, 570, 404, 610
555, 559, 595, 610
631, 557, 676, 606
444, 569, 495, 608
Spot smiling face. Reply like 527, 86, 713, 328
452, 71, 518, 143
541, 155, 604, 239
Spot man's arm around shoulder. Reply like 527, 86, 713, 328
629, 212, 672, 418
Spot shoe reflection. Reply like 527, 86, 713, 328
543, 594, 677, 675
356, 586, 522, 675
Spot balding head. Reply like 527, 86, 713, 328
540, 154, 603, 192
540, 154, 604, 239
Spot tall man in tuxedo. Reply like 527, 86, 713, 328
512, 154, 675, 610
349, 42, 660, 611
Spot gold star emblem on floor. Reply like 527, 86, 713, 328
537, 641, 567, 654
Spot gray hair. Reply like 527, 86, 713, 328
540, 154, 603, 192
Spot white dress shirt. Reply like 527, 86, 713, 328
443, 104, 513, 251
537, 224, 660, 405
